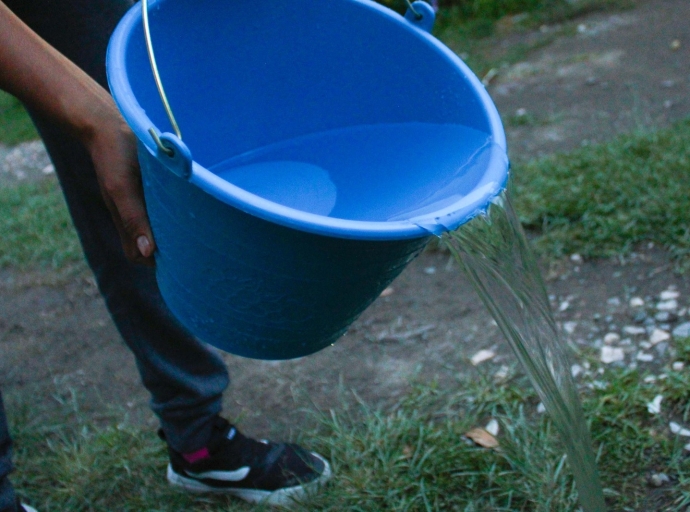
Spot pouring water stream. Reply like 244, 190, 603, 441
439, 189, 607, 511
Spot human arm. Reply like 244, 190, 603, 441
0, 1, 155, 264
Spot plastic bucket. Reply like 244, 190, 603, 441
106, 0, 509, 360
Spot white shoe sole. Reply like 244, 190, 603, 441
166, 452, 331, 507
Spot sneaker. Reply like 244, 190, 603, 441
161, 417, 331, 506
19, 503, 38, 512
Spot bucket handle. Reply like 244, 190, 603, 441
142, 0, 182, 156
140, 0, 435, 157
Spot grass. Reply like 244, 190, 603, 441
8, 338, 690, 511
0, 91, 38, 145
512, 118, 690, 267
0, 179, 83, 269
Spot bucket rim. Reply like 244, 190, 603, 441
106, 0, 509, 241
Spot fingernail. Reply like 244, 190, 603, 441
137, 235, 151, 256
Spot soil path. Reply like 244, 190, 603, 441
1, 0, 689, 440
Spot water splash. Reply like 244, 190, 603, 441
443, 189, 606, 511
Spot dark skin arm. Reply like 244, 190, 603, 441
0, 1, 155, 265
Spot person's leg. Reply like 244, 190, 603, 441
3, 0, 229, 453
0, 391, 17, 512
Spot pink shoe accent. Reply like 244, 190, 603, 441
182, 446, 210, 463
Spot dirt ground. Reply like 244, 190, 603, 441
1, 0, 690, 445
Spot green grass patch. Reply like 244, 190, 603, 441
0, 90, 38, 145
513, 118, 690, 266
0, 179, 83, 269
9, 341, 690, 511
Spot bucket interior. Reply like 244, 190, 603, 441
110, 0, 507, 232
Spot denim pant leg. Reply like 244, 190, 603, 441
0, 392, 18, 512
4, 0, 230, 453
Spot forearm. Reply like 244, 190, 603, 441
0, 1, 117, 146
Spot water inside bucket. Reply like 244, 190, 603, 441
209, 122, 499, 222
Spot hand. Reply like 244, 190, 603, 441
85, 102, 156, 265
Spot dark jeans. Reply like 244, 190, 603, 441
1, 1, 230, 509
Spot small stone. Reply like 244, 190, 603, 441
563, 321, 578, 334
657, 299, 678, 311
629, 297, 645, 308
661, 80, 676, 88
471, 349, 496, 366
485, 419, 500, 436
571, 364, 584, 378
424, 267, 436, 275
664, 100, 673, 109
632, 311, 648, 324
559, 301, 570, 312
673, 322, 690, 338
661, 290, 680, 300
607, 297, 621, 307
670, 421, 690, 436
650, 329, 671, 345
640, 341, 653, 350
655, 311, 678, 323
570, 253, 583, 264
637, 352, 654, 362
537, 403, 546, 414
604, 332, 621, 344
670, 39, 681, 50
679, 308, 687, 317
41, 164, 55, 175
673, 362, 685, 371
647, 395, 663, 414
494, 365, 510, 381
601, 346, 625, 364
623, 325, 646, 335
685, 443, 690, 452
649, 473, 670, 487
577, 23, 587, 33
644, 375, 658, 383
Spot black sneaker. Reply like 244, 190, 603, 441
160, 417, 331, 506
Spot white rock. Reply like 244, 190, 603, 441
494, 365, 510, 381
471, 349, 496, 365
563, 321, 578, 334
485, 419, 500, 436
647, 395, 663, 414
650, 329, 671, 345
636, 352, 654, 362
657, 299, 678, 311
623, 325, 646, 335
570, 253, 583, 264
537, 403, 546, 414
604, 332, 621, 344
629, 297, 645, 308
644, 375, 658, 383
600, 346, 625, 364
607, 297, 621, 306
571, 364, 584, 378
424, 266, 436, 275
673, 362, 685, 371
660, 290, 680, 300
559, 301, 570, 312
670, 422, 690, 437
640, 341, 653, 350
685, 443, 690, 452
673, 322, 690, 338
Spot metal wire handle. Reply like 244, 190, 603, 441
142, 0, 181, 154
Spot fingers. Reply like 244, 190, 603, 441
100, 168, 157, 266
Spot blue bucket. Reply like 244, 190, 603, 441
106, 0, 509, 360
